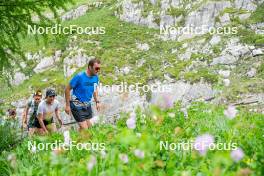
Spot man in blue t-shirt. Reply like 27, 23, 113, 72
65, 58, 101, 129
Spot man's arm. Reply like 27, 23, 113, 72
93, 87, 100, 111
37, 113, 48, 134
55, 108, 63, 126
65, 84, 72, 114
22, 106, 29, 128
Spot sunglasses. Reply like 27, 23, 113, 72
94, 67, 100, 71
48, 95, 55, 98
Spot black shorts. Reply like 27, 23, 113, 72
70, 100, 93, 122
34, 118, 54, 128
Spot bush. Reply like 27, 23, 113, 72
238, 29, 264, 45
0, 121, 21, 153
249, 3, 264, 23
184, 68, 218, 84
166, 7, 186, 17
0, 158, 11, 176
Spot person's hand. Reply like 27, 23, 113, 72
44, 129, 49, 135
65, 105, 71, 115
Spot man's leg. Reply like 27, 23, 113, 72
28, 128, 36, 136
32, 120, 44, 135
78, 121, 88, 130
47, 123, 57, 133
86, 119, 92, 128
36, 128, 45, 135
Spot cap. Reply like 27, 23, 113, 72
46, 89, 56, 97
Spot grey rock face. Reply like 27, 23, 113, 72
237, 93, 264, 105
211, 54, 238, 65
120, 66, 131, 75
238, 13, 251, 20
11, 99, 28, 108
246, 68, 257, 78
252, 49, 263, 57
150, 0, 157, 5
185, 1, 231, 29
223, 79, 230, 86
219, 13, 231, 26
171, 0, 181, 8
226, 44, 251, 58
161, 0, 170, 10
211, 39, 252, 65
63, 49, 93, 77
250, 23, 264, 35
119, 0, 158, 28
179, 50, 192, 60
150, 81, 215, 107
33, 56, 56, 73
218, 70, 231, 78
136, 43, 150, 51
10, 72, 28, 86
61, 5, 89, 21
234, 0, 257, 11
160, 14, 176, 28
210, 35, 221, 45
162, 1, 232, 40
94, 84, 147, 124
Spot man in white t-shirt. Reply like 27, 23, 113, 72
35, 89, 63, 135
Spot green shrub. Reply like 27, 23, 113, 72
0, 121, 20, 153
184, 68, 218, 84
0, 158, 11, 176
255, 38, 264, 46
249, 3, 264, 23
166, 7, 186, 17
238, 29, 264, 45
257, 63, 264, 76
5, 103, 264, 175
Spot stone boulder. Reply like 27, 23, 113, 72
234, 0, 257, 11
10, 72, 28, 86
33, 56, 56, 73
150, 81, 216, 107
63, 49, 94, 77
185, 1, 231, 29
61, 5, 89, 21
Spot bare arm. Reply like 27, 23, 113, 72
37, 113, 48, 133
65, 84, 72, 114
93, 87, 100, 111
55, 108, 63, 126
93, 87, 99, 103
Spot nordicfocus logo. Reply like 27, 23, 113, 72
28, 140, 106, 151
160, 141, 238, 151
160, 25, 238, 35
95, 82, 172, 93
28, 24, 105, 35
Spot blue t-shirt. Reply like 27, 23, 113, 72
70, 71, 99, 103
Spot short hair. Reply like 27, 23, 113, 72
34, 89, 42, 97
88, 58, 101, 67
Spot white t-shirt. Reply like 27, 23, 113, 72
37, 99, 59, 121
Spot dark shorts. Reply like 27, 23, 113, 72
70, 100, 93, 122
34, 118, 54, 128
